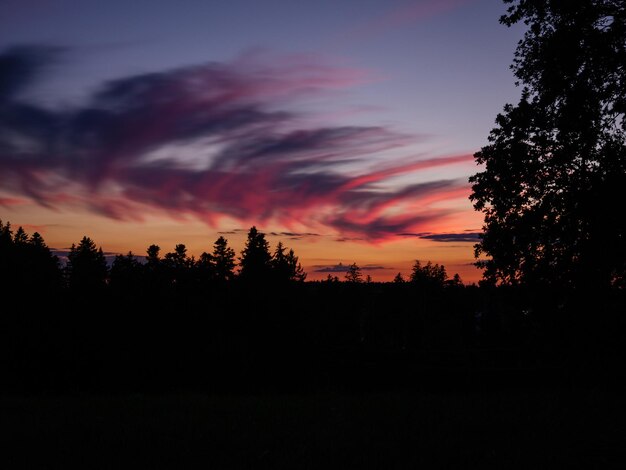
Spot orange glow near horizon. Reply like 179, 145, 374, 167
1, 197, 484, 283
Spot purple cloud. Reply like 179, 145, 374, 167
0, 46, 473, 241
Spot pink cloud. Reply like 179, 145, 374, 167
0, 46, 473, 241
0, 196, 28, 207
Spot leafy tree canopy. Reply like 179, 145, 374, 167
470, 0, 626, 289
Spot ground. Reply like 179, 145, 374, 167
2, 388, 625, 468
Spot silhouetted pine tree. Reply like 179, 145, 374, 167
212, 236, 236, 282
286, 248, 306, 282
27, 231, 61, 291
110, 252, 143, 294
239, 226, 272, 283
164, 244, 192, 288
67, 236, 108, 291
271, 242, 307, 283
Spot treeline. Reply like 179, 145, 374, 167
0, 222, 307, 293
0, 220, 464, 292
1, 220, 625, 394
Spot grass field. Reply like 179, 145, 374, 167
2, 388, 625, 468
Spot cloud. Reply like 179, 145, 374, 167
329, 0, 471, 47
0, 46, 472, 241
0, 196, 28, 207
268, 231, 320, 237
399, 231, 482, 242
313, 262, 390, 273
314, 263, 351, 273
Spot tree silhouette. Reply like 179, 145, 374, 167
286, 248, 307, 282
164, 244, 193, 287
410, 260, 447, 289
67, 236, 108, 291
448, 273, 464, 288
239, 226, 272, 283
146, 244, 161, 267
13, 226, 28, 244
345, 262, 363, 283
212, 236, 236, 282
272, 242, 307, 282
110, 252, 143, 293
393, 272, 405, 283
470, 0, 626, 288
144, 244, 167, 292
27, 232, 61, 290
0, 223, 61, 291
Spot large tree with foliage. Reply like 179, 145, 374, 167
470, 0, 626, 288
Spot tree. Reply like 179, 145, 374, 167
271, 242, 307, 283
393, 272, 405, 283
164, 244, 192, 287
67, 236, 108, 291
0, 225, 61, 291
28, 232, 61, 290
286, 248, 307, 282
449, 273, 464, 287
271, 241, 290, 282
13, 226, 28, 244
110, 252, 143, 293
410, 260, 447, 289
146, 244, 161, 267
470, 0, 626, 289
144, 244, 167, 291
239, 226, 272, 283
212, 236, 236, 282
344, 262, 363, 283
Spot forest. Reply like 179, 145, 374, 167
1, 221, 624, 393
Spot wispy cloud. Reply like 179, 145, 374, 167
399, 231, 481, 242
0, 46, 472, 241
330, 0, 471, 47
313, 262, 391, 273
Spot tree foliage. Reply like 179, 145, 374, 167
212, 236, 236, 282
470, 0, 626, 288
67, 236, 108, 291
0, 221, 61, 291
239, 226, 272, 283
410, 260, 448, 289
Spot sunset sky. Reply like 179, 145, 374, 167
0, 0, 524, 282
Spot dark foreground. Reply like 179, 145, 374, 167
2, 388, 625, 468
2, 283, 625, 467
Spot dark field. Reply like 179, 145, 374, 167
3, 388, 625, 468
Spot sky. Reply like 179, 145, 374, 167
0, 0, 525, 282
